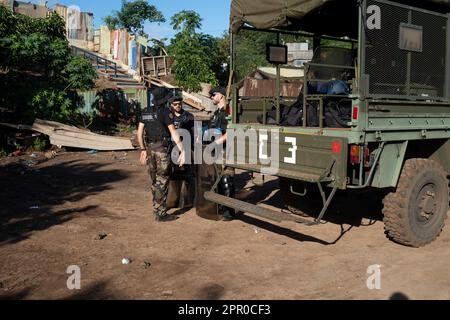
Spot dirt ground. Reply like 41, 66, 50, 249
1, 150, 449, 300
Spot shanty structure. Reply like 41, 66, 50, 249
239, 67, 304, 98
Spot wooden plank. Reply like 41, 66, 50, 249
48, 131, 133, 150
2, 119, 134, 150
49, 136, 133, 151
33, 119, 134, 150
34, 119, 90, 133
183, 96, 204, 111
53, 129, 132, 145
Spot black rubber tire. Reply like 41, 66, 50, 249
383, 159, 449, 247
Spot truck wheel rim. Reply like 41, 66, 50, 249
415, 183, 440, 226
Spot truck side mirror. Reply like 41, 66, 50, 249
266, 44, 287, 65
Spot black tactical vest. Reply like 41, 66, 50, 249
208, 108, 227, 131
142, 106, 171, 145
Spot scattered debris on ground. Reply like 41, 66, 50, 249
1, 119, 135, 151
162, 290, 174, 297
94, 233, 108, 240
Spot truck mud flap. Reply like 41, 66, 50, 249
167, 164, 195, 209
166, 180, 194, 209
166, 180, 184, 209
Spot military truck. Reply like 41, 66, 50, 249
202, 0, 450, 247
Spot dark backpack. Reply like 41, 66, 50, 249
257, 104, 290, 125
280, 106, 303, 126
324, 99, 351, 128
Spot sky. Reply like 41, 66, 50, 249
35, 0, 230, 40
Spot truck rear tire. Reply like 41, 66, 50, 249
383, 159, 449, 247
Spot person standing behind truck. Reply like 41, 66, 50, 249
168, 95, 195, 208
207, 87, 236, 221
137, 98, 186, 222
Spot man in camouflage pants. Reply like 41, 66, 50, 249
146, 145, 172, 216
137, 100, 185, 222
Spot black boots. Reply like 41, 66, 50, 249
221, 209, 235, 221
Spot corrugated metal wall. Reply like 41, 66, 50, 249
122, 88, 148, 110
13, 1, 48, 18
8, 2, 145, 74
78, 90, 97, 114
78, 88, 148, 116
55, 4, 95, 50
110, 29, 143, 73
99, 26, 111, 55
0, 0, 13, 11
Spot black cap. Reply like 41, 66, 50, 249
168, 95, 183, 104
209, 87, 226, 97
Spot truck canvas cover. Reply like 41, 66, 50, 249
231, 0, 450, 35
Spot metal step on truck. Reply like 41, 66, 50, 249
202, 0, 450, 247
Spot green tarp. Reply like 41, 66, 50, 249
230, 0, 450, 32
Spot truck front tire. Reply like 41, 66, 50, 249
383, 159, 449, 247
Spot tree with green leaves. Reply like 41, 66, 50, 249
0, 6, 97, 123
103, 0, 165, 36
198, 32, 229, 87
168, 10, 224, 92
233, 29, 316, 82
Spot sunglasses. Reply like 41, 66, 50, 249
172, 102, 182, 106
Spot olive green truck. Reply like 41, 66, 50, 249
203, 0, 450, 247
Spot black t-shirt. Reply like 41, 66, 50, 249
159, 107, 175, 127
173, 109, 194, 131
173, 109, 195, 150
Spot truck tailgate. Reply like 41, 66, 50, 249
226, 129, 348, 189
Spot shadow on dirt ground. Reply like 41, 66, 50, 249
195, 283, 226, 300
233, 172, 385, 245
238, 214, 354, 245
63, 280, 117, 300
0, 280, 120, 300
0, 159, 129, 245
0, 287, 33, 300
